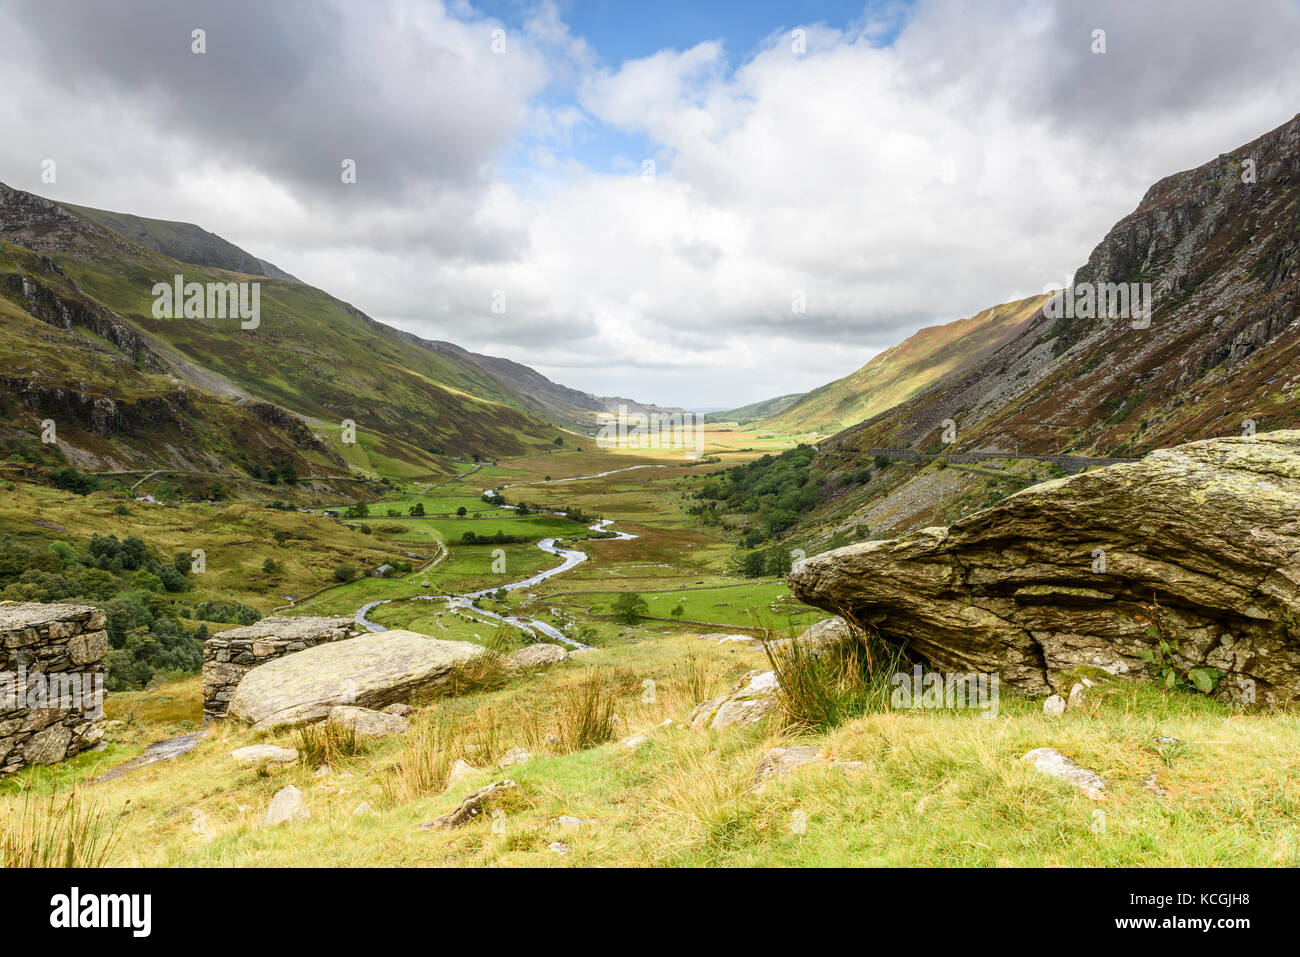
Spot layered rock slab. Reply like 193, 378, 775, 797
227, 630, 486, 729
789, 432, 1300, 704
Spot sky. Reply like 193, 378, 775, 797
2, 0, 1299, 409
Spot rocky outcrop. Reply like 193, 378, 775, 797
203, 616, 360, 720
689, 670, 778, 731
789, 431, 1300, 705
227, 630, 487, 730
0, 603, 107, 774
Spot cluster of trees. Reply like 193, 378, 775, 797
460, 530, 526, 545
694, 445, 823, 546
50, 466, 104, 496
738, 546, 798, 578
247, 461, 298, 484
0, 534, 258, 690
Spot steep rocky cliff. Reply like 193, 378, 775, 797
823, 113, 1300, 460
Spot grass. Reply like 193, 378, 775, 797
0, 788, 124, 867
9, 635, 1300, 867
295, 721, 365, 768
763, 620, 909, 732
554, 671, 619, 753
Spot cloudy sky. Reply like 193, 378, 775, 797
3, 0, 1299, 408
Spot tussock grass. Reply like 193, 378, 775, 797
555, 671, 619, 753
431, 631, 515, 699
379, 715, 457, 806
0, 788, 123, 867
295, 720, 364, 768
763, 618, 908, 732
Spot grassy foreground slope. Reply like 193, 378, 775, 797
9, 641, 1298, 867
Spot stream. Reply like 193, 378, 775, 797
353, 465, 664, 649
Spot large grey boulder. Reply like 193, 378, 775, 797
228, 630, 487, 730
790, 432, 1300, 705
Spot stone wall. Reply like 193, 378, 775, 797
203, 616, 360, 720
0, 602, 108, 774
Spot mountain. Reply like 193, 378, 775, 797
756, 294, 1047, 435
420, 338, 687, 426
824, 112, 1300, 460
0, 183, 571, 485
706, 393, 805, 425
65, 203, 300, 283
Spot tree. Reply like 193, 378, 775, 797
456, 506, 467, 517
611, 592, 649, 624
554, 436, 564, 446
262, 557, 279, 574
334, 564, 358, 582
671, 603, 685, 619
408, 502, 425, 517
344, 502, 370, 518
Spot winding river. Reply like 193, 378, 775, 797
353, 464, 665, 649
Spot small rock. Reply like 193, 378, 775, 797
230, 745, 299, 766
552, 815, 594, 829
1153, 735, 1182, 747
237, 805, 252, 814
420, 780, 519, 829
353, 802, 374, 816
382, 703, 415, 717
1067, 683, 1087, 709
753, 745, 824, 787
497, 747, 533, 768
447, 759, 478, 788
549, 841, 569, 855
1043, 694, 1066, 716
504, 643, 570, 670
1021, 747, 1106, 799
1142, 774, 1168, 796
191, 809, 216, 840
262, 785, 311, 826
327, 705, 409, 738
313, 765, 331, 778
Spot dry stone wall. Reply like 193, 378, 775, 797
0, 602, 108, 774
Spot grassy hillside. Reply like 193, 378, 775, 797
761, 294, 1047, 436
0, 184, 567, 483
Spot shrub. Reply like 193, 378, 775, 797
334, 564, 358, 582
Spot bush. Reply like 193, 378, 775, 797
334, 564, 358, 582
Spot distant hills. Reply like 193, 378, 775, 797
0, 184, 669, 485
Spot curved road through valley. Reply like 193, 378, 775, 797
354, 464, 666, 648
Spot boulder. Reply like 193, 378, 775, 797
496, 747, 533, 768
447, 759, 478, 788
230, 744, 299, 766
753, 745, 824, 787
228, 630, 487, 730
504, 643, 570, 670
689, 671, 778, 732
262, 785, 310, 826
327, 706, 409, 738
789, 432, 1300, 705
